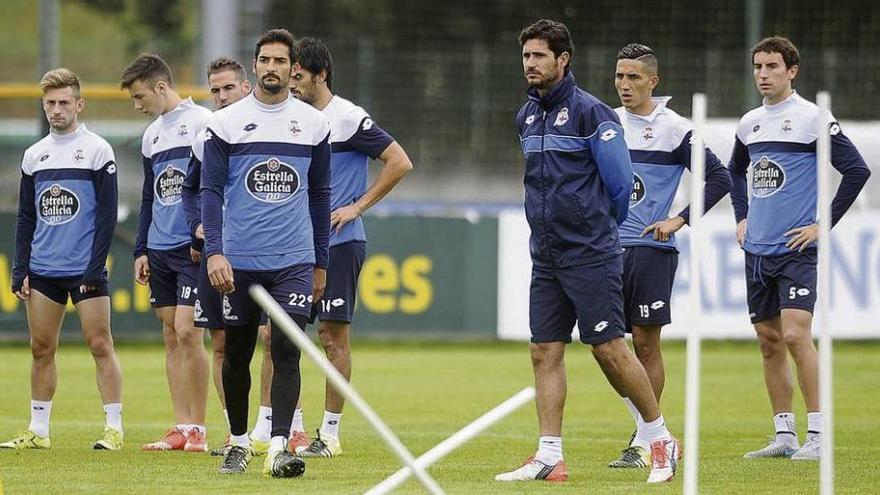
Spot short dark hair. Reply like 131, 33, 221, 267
120, 53, 174, 90
207, 56, 247, 82
518, 19, 574, 70
293, 37, 334, 90
254, 28, 296, 62
617, 43, 659, 74
751, 36, 800, 69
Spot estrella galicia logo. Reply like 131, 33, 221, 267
630, 173, 646, 207
246, 157, 300, 203
154, 164, 185, 206
39, 184, 79, 225
752, 156, 785, 198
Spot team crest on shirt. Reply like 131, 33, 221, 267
288, 120, 301, 136
641, 127, 654, 141
38, 183, 80, 225
154, 164, 185, 206
554, 108, 569, 127
177, 124, 189, 137
752, 156, 786, 198
781, 119, 792, 133
630, 174, 646, 207
73, 149, 85, 162
246, 157, 300, 203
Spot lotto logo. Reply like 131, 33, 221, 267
600, 129, 618, 142
593, 321, 609, 332
650, 300, 666, 310
789, 287, 811, 299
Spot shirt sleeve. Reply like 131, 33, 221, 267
181, 154, 203, 251
674, 131, 733, 224
728, 136, 751, 223
12, 167, 36, 292
201, 127, 229, 258
134, 155, 153, 258
587, 106, 632, 225
309, 131, 332, 269
826, 124, 871, 226
347, 117, 394, 159
83, 151, 118, 285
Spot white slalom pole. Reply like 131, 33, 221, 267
366, 387, 536, 495
683, 93, 706, 495
249, 285, 445, 495
816, 91, 834, 495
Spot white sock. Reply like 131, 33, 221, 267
103, 403, 122, 431
773, 412, 797, 444
222, 409, 230, 430
230, 433, 249, 448
291, 408, 304, 433
807, 412, 822, 440
320, 411, 342, 439
28, 400, 52, 438
622, 397, 649, 449
642, 415, 671, 442
251, 406, 272, 441
534, 436, 563, 465
269, 435, 287, 454
176, 424, 191, 436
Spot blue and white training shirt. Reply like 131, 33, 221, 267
135, 97, 212, 256
13, 124, 118, 289
729, 91, 870, 256
201, 93, 331, 271
615, 97, 730, 251
322, 95, 393, 246
181, 129, 209, 251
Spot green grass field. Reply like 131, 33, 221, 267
0, 340, 877, 494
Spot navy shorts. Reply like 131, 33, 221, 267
195, 258, 269, 329
28, 271, 110, 306
312, 241, 366, 324
622, 246, 678, 331
745, 249, 817, 323
223, 263, 314, 326
147, 245, 198, 308
529, 255, 625, 345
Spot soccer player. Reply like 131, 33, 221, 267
1, 68, 123, 450
201, 28, 330, 477
730, 36, 870, 460
288, 37, 413, 458
121, 54, 212, 452
495, 20, 678, 484
608, 43, 732, 468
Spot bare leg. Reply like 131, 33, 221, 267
209, 329, 226, 409
754, 316, 794, 414
780, 309, 819, 412
318, 320, 351, 413
76, 296, 121, 404
258, 323, 272, 408
632, 325, 664, 402
592, 337, 659, 422
176, 305, 207, 425
26, 290, 66, 401
155, 306, 188, 424
530, 342, 566, 436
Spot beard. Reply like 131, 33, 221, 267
259, 74, 286, 94
526, 67, 560, 90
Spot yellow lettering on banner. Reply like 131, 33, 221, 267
359, 254, 399, 313
400, 255, 433, 314
113, 289, 131, 312
0, 255, 19, 312
134, 282, 151, 312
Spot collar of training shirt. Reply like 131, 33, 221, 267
527, 70, 576, 110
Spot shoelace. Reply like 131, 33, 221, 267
651, 442, 668, 469
619, 447, 643, 463
305, 430, 328, 453
223, 446, 248, 469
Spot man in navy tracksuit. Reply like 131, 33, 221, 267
495, 19, 678, 485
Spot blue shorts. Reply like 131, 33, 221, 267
147, 245, 198, 308
312, 241, 365, 324
529, 255, 625, 345
195, 258, 269, 329
28, 271, 110, 306
745, 249, 817, 323
224, 264, 314, 326
622, 246, 678, 331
